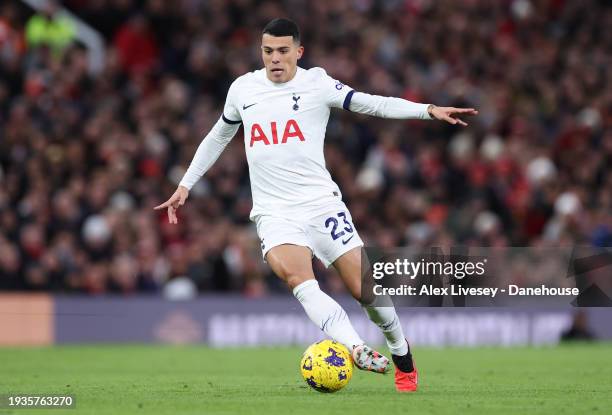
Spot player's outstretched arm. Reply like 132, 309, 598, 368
154, 116, 240, 224
348, 92, 477, 126
154, 185, 189, 224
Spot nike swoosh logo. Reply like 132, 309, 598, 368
243, 103, 257, 110
341, 234, 355, 245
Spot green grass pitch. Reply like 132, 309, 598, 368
1, 343, 611, 415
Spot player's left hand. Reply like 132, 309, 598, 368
428, 105, 478, 126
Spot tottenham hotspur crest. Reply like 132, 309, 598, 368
292, 94, 300, 111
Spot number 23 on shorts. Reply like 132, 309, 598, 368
325, 212, 355, 245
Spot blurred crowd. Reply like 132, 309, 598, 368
0, 0, 610, 296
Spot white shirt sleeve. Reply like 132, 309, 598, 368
348, 92, 432, 120
317, 68, 355, 110
222, 80, 242, 123
178, 117, 240, 190
317, 67, 432, 119
179, 81, 243, 190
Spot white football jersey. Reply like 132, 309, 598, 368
223, 67, 353, 219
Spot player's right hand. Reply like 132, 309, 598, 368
154, 186, 189, 224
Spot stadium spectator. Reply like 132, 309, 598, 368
113, 12, 159, 76
25, 0, 75, 54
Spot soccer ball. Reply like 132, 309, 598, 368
300, 339, 353, 393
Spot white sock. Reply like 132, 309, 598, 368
293, 279, 364, 351
363, 303, 408, 356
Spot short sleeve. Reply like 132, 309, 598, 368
317, 68, 355, 110
222, 80, 242, 124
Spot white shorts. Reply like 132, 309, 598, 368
254, 201, 364, 268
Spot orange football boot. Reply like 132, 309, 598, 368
394, 359, 418, 392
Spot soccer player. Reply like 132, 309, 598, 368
155, 18, 477, 392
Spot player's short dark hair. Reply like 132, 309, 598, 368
262, 18, 300, 44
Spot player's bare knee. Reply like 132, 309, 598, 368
285, 274, 314, 290
268, 258, 308, 286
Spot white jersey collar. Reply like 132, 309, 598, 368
261, 66, 304, 87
